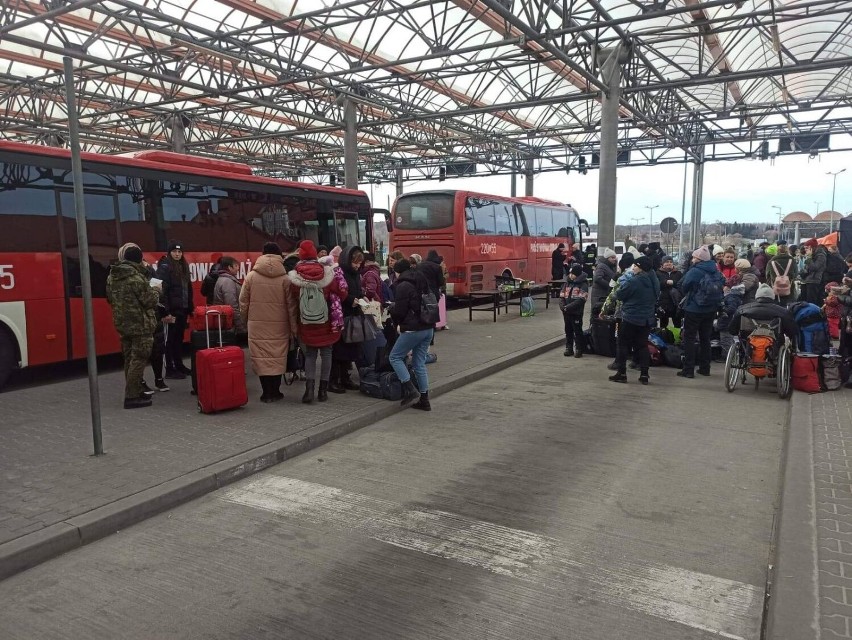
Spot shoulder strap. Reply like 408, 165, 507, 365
770, 261, 781, 277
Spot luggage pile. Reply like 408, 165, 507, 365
788, 302, 847, 393
583, 318, 683, 368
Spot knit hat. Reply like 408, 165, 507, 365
167, 239, 183, 252
661, 255, 673, 264
124, 246, 143, 264
777, 240, 788, 246
330, 246, 343, 261
755, 284, 775, 300
298, 240, 317, 261
634, 256, 653, 272
603, 248, 617, 259
734, 258, 751, 270
262, 242, 282, 255
569, 264, 584, 277
393, 258, 412, 274
712, 245, 724, 256
692, 246, 712, 261
628, 246, 641, 258
618, 253, 635, 271
803, 238, 819, 249
117, 242, 140, 261
766, 244, 778, 257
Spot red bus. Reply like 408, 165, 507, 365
389, 190, 586, 296
0, 141, 372, 389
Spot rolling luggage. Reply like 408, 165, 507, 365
195, 310, 247, 413
590, 316, 617, 358
190, 305, 234, 332
190, 327, 237, 392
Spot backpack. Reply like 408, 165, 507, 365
420, 291, 440, 324
746, 326, 775, 378
299, 282, 328, 324
791, 302, 831, 355
650, 327, 675, 344
770, 261, 791, 297
200, 270, 220, 304
692, 270, 725, 308
521, 296, 535, 317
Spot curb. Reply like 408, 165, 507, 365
0, 335, 563, 581
765, 393, 820, 640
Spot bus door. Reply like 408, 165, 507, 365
332, 209, 366, 250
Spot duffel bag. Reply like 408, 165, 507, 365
190, 305, 234, 332
590, 316, 617, 358
792, 354, 822, 393
663, 344, 683, 368
358, 368, 384, 399
380, 371, 404, 401
647, 342, 663, 366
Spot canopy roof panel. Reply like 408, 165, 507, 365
0, 0, 850, 182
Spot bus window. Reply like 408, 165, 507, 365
532, 207, 554, 237
396, 193, 454, 230
465, 198, 497, 235
59, 191, 116, 298
494, 202, 516, 236
0, 163, 61, 252
553, 209, 570, 237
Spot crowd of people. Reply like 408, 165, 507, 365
559, 238, 852, 386
106, 239, 448, 411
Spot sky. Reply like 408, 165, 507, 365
366, 149, 852, 228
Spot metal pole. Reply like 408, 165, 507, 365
827, 169, 846, 233
510, 156, 517, 197
525, 157, 534, 197
679, 150, 687, 257
395, 167, 403, 198
63, 56, 103, 456
170, 114, 186, 153
343, 99, 358, 189
596, 46, 623, 251
689, 147, 706, 248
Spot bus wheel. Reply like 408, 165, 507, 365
0, 330, 16, 391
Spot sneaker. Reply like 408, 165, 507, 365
165, 369, 186, 380
124, 396, 152, 409
608, 373, 627, 383
677, 370, 694, 379
154, 378, 170, 392
639, 374, 649, 385
140, 382, 155, 397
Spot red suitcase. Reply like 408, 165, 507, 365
190, 305, 234, 332
196, 310, 248, 414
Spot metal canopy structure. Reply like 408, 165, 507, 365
1, 0, 851, 184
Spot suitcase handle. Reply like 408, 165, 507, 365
205, 309, 224, 349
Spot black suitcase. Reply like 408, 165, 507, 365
190, 328, 237, 392
590, 317, 617, 358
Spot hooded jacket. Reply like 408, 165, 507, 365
679, 259, 723, 314
106, 261, 159, 337
591, 256, 618, 308
213, 271, 245, 334
288, 261, 345, 348
390, 268, 433, 332
738, 266, 761, 303
417, 250, 445, 299
559, 273, 588, 316
239, 254, 296, 375
616, 269, 660, 326
752, 250, 769, 281
803, 246, 827, 284
360, 263, 384, 303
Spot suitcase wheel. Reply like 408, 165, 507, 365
197, 401, 202, 413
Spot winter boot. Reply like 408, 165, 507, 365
563, 346, 573, 357
327, 364, 346, 394
400, 380, 420, 407
608, 371, 628, 383
412, 392, 431, 411
302, 379, 315, 404
259, 376, 273, 403
124, 395, 152, 409
606, 360, 618, 370
639, 368, 650, 385
317, 380, 329, 402
573, 342, 583, 358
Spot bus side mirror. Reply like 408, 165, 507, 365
579, 218, 591, 236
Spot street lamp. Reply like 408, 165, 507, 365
630, 216, 643, 241
827, 168, 846, 232
815, 201, 821, 215
645, 204, 659, 241
772, 205, 782, 241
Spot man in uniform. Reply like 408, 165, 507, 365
107, 244, 161, 409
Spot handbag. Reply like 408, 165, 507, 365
343, 312, 377, 344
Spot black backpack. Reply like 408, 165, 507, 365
200, 270, 220, 304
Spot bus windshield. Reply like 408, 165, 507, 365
394, 192, 454, 230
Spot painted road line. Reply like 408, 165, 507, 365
221, 476, 763, 640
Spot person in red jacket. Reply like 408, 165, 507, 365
288, 240, 347, 403
718, 249, 738, 284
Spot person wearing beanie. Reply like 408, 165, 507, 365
656, 255, 683, 329
728, 285, 799, 350
801, 237, 827, 304
712, 245, 724, 264
329, 245, 343, 266
591, 248, 619, 315
766, 244, 778, 257
107, 244, 161, 409
388, 255, 434, 410
608, 253, 660, 385
733, 258, 760, 302
288, 241, 346, 403
156, 239, 193, 379
618, 252, 635, 273
239, 243, 297, 403
678, 245, 726, 378
559, 263, 589, 357
317, 245, 329, 258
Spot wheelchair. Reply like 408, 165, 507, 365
723, 319, 792, 399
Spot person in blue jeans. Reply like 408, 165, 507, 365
388, 258, 435, 410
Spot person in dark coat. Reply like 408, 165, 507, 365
333, 244, 365, 390
591, 248, 618, 315
583, 244, 597, 278
156, 239, 193, 379
752, 242, 770, 282
656, 256, 682, 329
388, 259, 435, 411
801, 238, 827, 305
417, 250, 445, 300
728, 284, 799, 348
678, 245, 725, 378
608, 256, 660, 385
560, 264, 588, 358
551, 243, 566, 281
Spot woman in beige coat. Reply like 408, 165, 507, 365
239, 242, 297, 402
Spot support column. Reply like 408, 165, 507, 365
170, 115, 186, 153
343, 99, 358, 190
524, 157, 534, 197
510, 156, 517, 197
395, 167, 404, 198
596, 47, 623, 251
689, 147, 706, 248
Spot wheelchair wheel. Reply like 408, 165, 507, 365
724, 343, 742, 392
777, 344, 793, 399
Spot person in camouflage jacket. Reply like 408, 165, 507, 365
107, 245, 160, 408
